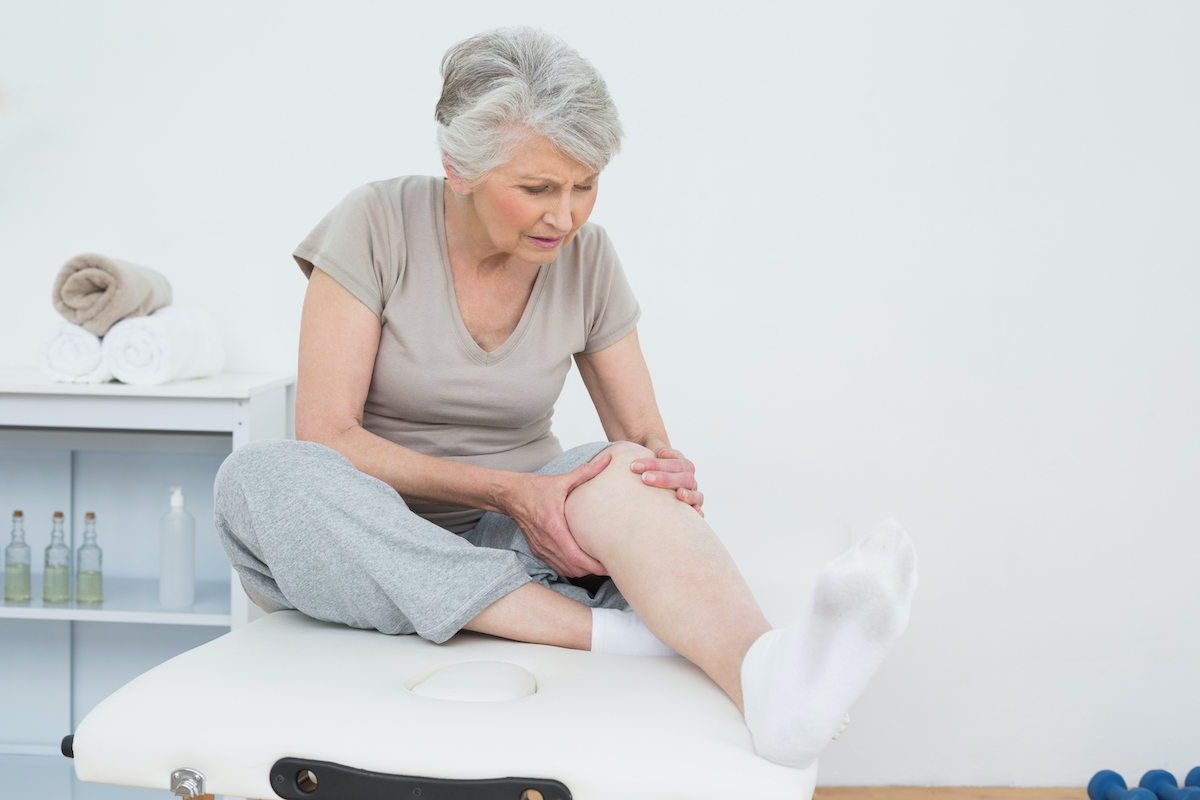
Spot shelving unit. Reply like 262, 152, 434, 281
0, 577, 231, 626
0, 368, 292, 800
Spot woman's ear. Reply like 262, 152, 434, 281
443, 161, 472, 197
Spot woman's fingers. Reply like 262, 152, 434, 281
532, 525, 606, 577
560, 545, 607, 578
673, 487, 705, 516
630, 454, 695, 475
638, 470, 698, 490
629, 450, 705, 512
541, 516, 607, 577
564, 452, 613, 493
636, 462, 698, 496
519, 460, 611, 578
631, 449, 696, 491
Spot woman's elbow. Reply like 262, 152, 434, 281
294, 408, 359, 448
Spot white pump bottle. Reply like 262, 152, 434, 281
160, 485, 195, 610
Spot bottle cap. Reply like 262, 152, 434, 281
85, 512, 95, 520
12, 510, 21, 518
54, 511, 64, 518
170, 485, 185, 509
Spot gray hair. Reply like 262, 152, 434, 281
436, 27, 623, 188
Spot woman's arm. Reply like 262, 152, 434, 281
573, 328, 704, 513
296, 267, 607, 575
297, 267, 511, 510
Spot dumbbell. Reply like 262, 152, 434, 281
1140, 770, 1200, 800
1088, 770, 1156, 800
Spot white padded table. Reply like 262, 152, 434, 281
70, 610, 817, 799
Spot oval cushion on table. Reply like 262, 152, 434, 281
408, 660, 538, 702
72, 610, 817, 800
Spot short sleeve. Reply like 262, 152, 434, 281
293, 183, 397, 320
581, 226, 641, 354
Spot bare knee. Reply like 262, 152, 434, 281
582, 441, 656, 501
566, 441, 686, 554
596, 440, 654, 470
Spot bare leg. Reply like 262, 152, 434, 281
458, 442, 764, 698
566, 442, 918, 770
465, 441, 918, 769
563, 442, 770, 711
462, 582, 591, 650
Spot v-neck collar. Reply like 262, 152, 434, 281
435, 179, 550, 366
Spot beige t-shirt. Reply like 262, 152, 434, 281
294, 175, 641, 532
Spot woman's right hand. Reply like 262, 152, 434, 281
506, 453, 612, 578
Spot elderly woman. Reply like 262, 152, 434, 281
215, 27, 916, 770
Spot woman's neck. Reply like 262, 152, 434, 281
443, 180, 527, 277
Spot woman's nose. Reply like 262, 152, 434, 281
543, 192, 574, 233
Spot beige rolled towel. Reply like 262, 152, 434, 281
52, 253, 173, 336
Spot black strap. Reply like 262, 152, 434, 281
270, 757, 572, 800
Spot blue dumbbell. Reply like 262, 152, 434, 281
1141, 770, 1200, 800
1089, 770, 1156, 800
1186, 768, 1200, 790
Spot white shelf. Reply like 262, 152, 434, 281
1, 368, 291, 796
0, 577, 231, 626
0, 368, 293, 399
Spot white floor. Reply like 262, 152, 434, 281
1, 754, 165, 800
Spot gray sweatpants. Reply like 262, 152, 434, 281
213, 439, 628, 642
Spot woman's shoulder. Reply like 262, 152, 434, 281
317, 176, 443, 255
295, 176, 444, 314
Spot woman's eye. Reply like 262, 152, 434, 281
575, 184, 594, 192
522, 186, 548, 195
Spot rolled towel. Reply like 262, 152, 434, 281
101, 306, 225, 386
52, 253, 173, 336
40, 321, 114, 384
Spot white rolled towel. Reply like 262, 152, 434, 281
101, 306, 225, 386
41, 321, 114, 383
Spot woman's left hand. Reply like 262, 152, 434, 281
630, 447, 705, 516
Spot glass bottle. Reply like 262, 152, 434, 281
43, 511, 70, 604
5, 510, 31, 603
76, 512, 103, 604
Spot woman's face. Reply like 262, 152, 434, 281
455, 133, 599, 265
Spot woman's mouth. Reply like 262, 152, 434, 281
527, 235, 565, 249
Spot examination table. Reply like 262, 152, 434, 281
63, 508, 849, 800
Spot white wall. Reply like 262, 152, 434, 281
3, 0, 1198, 787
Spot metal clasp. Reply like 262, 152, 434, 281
170, 767, 206, 798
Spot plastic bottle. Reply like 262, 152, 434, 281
5, 510, 31, 603
76, 512, 103, 604
160, 486, 195, 610
44, 511, 70, 604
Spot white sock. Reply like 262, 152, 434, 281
590, 608, 681, 657
740, 519, 918, 768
